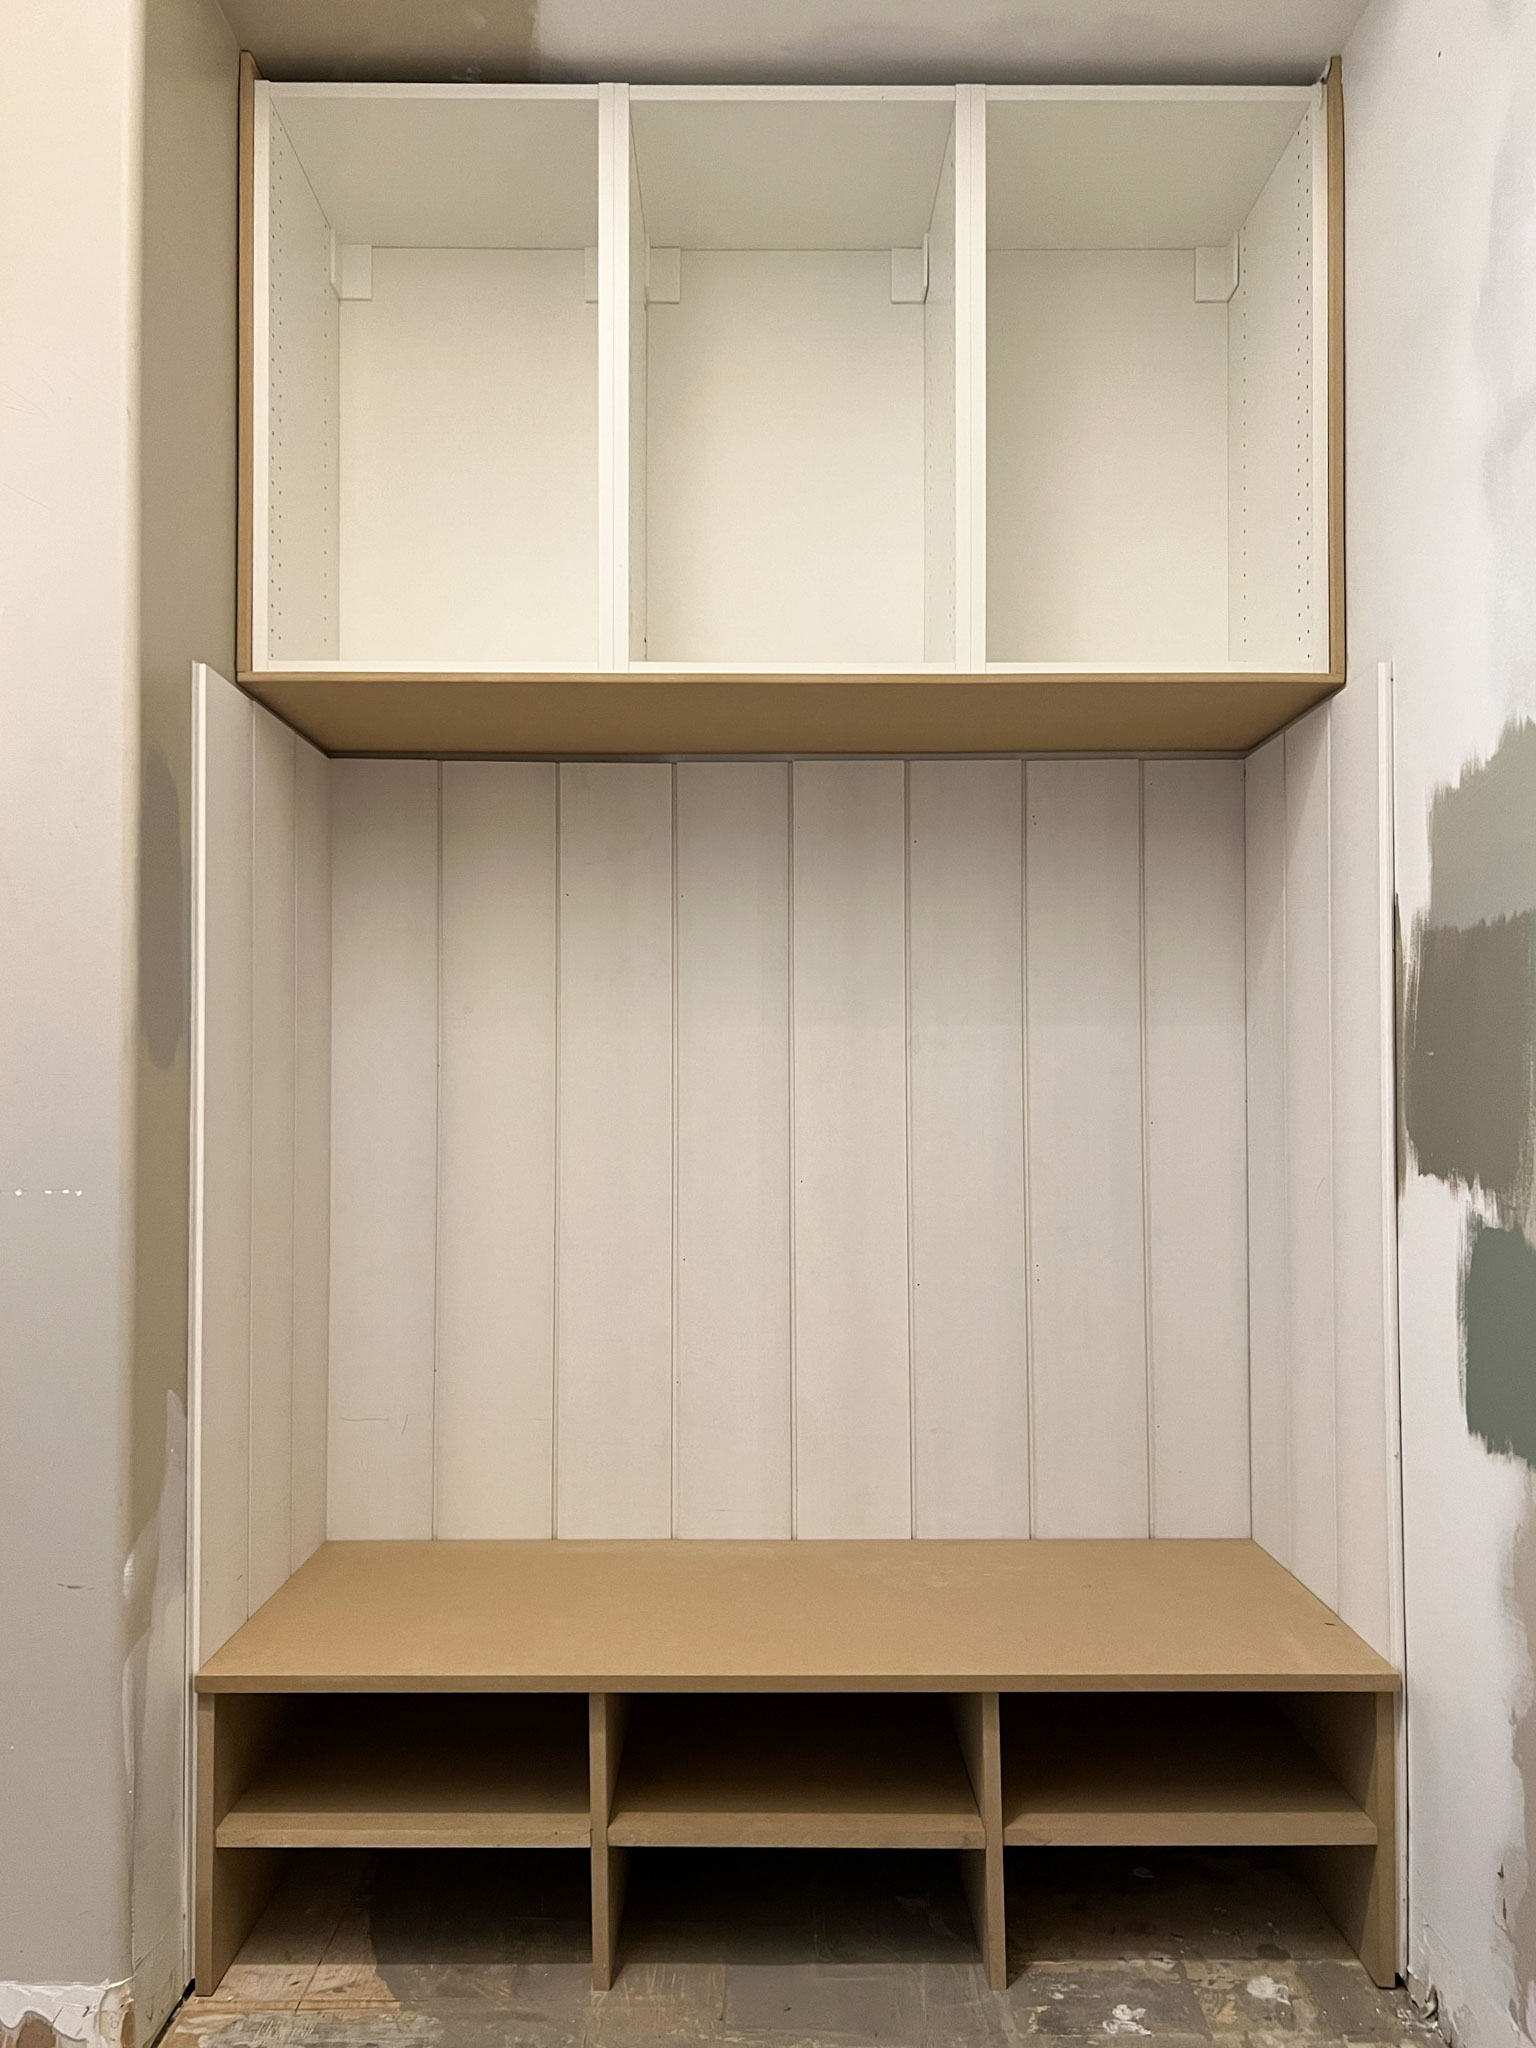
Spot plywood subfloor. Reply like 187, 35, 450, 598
197, 1539, 1399, 1694
167, 1844, 1434, 2047
1002, 1696, 1376, 1847
217, 1696, 590, 1849
608, 1694, 985, 1848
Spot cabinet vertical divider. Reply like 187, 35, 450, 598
590, 1691, 631, 1990
949, 1691, 1007, 1989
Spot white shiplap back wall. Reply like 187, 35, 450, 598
326, 755, 1252, 1542
195, 672, 331, 1662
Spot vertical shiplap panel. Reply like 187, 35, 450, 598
1284, 710, 1339, 1607
556, 763, 674, 1536
792, 761, 911, 1538
1144, 759, 1250, 1536
290, 737, 331, 1568
248, 712, 296, 1609
908, 760, 1028, 1536
1245, 734, 1291, 1563
328, 760, 439, 1538
437, 763, 558, 1538
675, 763, 792, 1537
1025, 759, 1148, 1538
198, 675, 253, 1655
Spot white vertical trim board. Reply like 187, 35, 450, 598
675, 763, 793, 1537
1245, 733, 1291, 1562
436, 763, 558, 1538
555, 763, 674, 1536
1025, 759, 1148, 1539
1283, 708, 1339, 1610
247, 716, 298, 1611
792, 761, 912, 1538
290, 740, 332, 1568
1143, 759, 1250, 1536
327, 761, 439, 1539
196, 675, 253, 1657
908, 760, 1028, 1535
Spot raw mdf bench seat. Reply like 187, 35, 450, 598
195, 1539, 1399, 1997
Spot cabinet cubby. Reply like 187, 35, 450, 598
238, 66, 1342, 753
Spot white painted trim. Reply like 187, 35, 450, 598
1309, 85, 1331, 671
185, 663, 211, 1988
252, 86, 272, 672
954, 85, 986, 670
598, 83, 630, 672
1379, 658, 1409, 1971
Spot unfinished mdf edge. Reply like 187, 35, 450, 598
195, 1693, 291, 1993
951, 1691, 1007, 1991
1325, 54, 1346, 682
1284, 1691, 1399, 1988
590, 1691, 630, 1992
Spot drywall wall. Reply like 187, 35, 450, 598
1344, 0, 1536, 2040
0, 0, 145, 2018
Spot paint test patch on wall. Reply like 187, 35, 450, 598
1403, 912, 1536, 1218
1462, 1221, 1536, 1467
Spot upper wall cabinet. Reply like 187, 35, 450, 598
984, 90, 1328, 674
252, 83, 601, 671
240, 70, 1342, 754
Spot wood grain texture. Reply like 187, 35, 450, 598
216, 1695, 589, 1848
238, 669, 1341, 759
1143, 761, 1250, 1537
249, 714, 297, 1611
1025, 760, 1148, 1538
327, 761, 439, 1538
197, 1540, 1399, 1694
607, 1694, 984, 1848
791, 762, 911, 1538
1002, 1694, 1376, 1846
195, 1692, 290, 1992
437, 762, 558, 1537
675, 763, 792, 1538
909, 762, 1028, 1538
556, 764, 674, 1537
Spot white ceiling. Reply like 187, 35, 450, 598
219, 0, 1373, 86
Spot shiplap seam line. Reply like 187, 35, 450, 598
244, 728, 257, 1619
1279, 739, 1294, 1570
1241, 754, 1256, 1548
287, 737, 301, 1572
430, 763, 444, 1538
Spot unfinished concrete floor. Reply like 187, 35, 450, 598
168, 1848, 1437, 2048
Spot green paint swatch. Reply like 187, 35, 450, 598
1463, 1222, 1536, 1468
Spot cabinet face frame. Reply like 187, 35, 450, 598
235, 63, 1345, 734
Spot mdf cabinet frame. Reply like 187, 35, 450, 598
234, 60, 1347, 756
